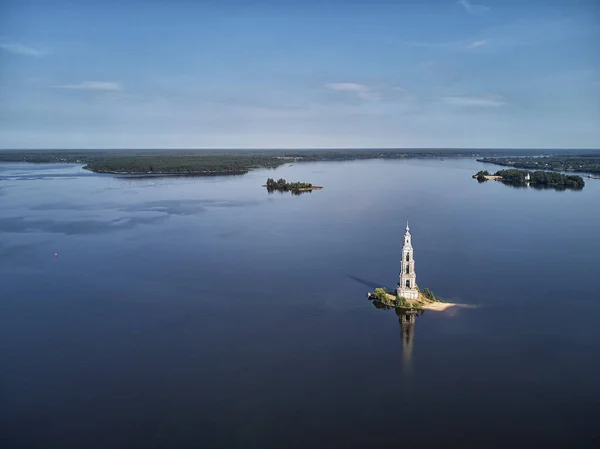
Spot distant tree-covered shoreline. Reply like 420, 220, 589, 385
1, 149, 598, 176
478, 156, 600, 175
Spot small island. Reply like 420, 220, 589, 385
368, 286, 454, 311
264, 178, 323, 195
473, 169, 585, 190
366, 222, 455, 312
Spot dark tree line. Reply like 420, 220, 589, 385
83, 155, 285, 175
478, 156, 600, 175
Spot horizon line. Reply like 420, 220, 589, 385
1, 147, 599, 152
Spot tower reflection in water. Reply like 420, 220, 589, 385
396, 308, 419, 372
370, 299, 422, 372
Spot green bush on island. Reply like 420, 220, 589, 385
395, 296, 410, 308
421, 288, 438, 302
473, 170, 490, 182
372, 288, 391, 304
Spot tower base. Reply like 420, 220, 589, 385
396, 287, 419, 300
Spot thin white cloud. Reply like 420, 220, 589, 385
465, 40, 488, 49
0, 41, 45, 56
400, 39, 463, 49
457, 0, 490, 15
326, 82, 380, 100
400, 18, 576, 55
442, 95, 505, 107
401, 38, 488, 51
51, 81, 121, 91
325, 82, 414, 104
326, 82, 369, 92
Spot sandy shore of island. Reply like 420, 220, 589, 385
380, 292, 457, 311
420, 301, 456, 311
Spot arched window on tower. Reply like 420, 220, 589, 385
406, 253, 410, 262
406, 280, 410, 288
406, 265, 410, 274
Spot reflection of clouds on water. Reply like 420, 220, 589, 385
215, 228, 245, 239
1, 198, 263, 235
94, 187, 140, 196
28, 198, 260, 214
0, 214, 170, 235
29, 202, 103, 211
113, 174, 248, 191
0, 239, 54, 256
3, 175, 88, 181
120, 199, 261, 216
108, 217, 131, 226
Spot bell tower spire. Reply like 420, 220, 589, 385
397, 220, 419, 300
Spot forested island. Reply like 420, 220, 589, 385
478, 156, 600, 175
81, 154, 280, 175
264, 178, 322, 194
473, 169, 585, 190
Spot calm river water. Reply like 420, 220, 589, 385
1, 158, 599, 448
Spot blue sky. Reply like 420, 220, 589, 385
0, 0, 599, 149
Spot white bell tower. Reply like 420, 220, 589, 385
397, 220, 419, 300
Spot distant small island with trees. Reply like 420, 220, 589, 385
473, 169, 585, 190
264, 178, 322, 194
